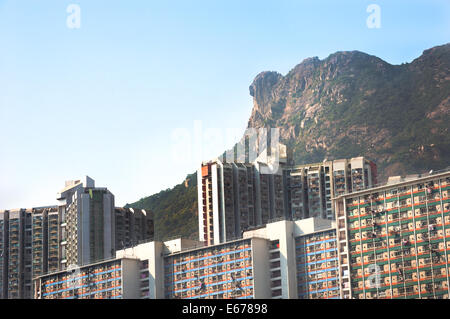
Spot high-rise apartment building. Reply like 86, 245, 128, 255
0, 209, 33, 299
334, 169, 450, 299
0, 211, 5, 299
31, 206, 60, 280
57, 177, 154, 268
0, 176, 154, 299
57, 176, 115, 267
198, 156, 376, 245
283, 161, 334, 220
114, 207, 154, 251
332, 157, 378, 196
198, 160, 286, 246
283, 157, 377, 221
0, 206, 65, 299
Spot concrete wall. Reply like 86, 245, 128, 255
264, 220, 297, 299
251, 237, 271, 298
121, 258, 140, 299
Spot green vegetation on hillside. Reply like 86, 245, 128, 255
126, 173, 198, 241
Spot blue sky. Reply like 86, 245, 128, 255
0, 0, 449, 208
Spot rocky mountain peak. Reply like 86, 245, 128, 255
245, 43, 450, 181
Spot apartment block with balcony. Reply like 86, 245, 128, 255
46, 208, 61, 274
1, 176, 154, 299
34, 217, 337, 299
256, 169, 271, 225
199, 156, 375, 246
198, 162, 224, 245
307, 165, 327, 219
8, 210, 21, 299
31, 206, 60, 280
164, 237, 270, 299
234, 163, 255, 235
243, 217, 336, 299
283, 157, 376, 221
1, 209, 33, 299
350, 157, 377, 193
0, 206, 63, 299
296, 229, 339, 299
332, 159, 349, 197
198, 159, 286, 246
34, 258, 136, 299
57, 176, 116, 268
114, 207, 154, 250
0, 211, 6, 299
34, 240, 164, 300
283, 167, 307, 221
31, 209, 44, 279
282, 162, 333, 220
334, 169, 450, 299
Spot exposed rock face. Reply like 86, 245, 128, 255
245, 44, 450, 181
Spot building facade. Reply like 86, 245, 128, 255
198, 160, 286, 246
163, 237, 269, 299
57, 176, 115, 268
31, 206, 60, 281
34, 257, 140, 299
0, 209, 33, 299
0, 176, 154, 299
114, 207, 154, 251
334, 170, 450, 299
283, 157, 377, 221
33, 217, 337, 300
295, 228, 339, 299
198, 156, 376, 245
34, 240, 184, 300
57, 177, 154, 268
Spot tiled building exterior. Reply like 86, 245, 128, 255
34, 217, 337, 299
163, 238, 260, 299
34, 258, 139, 299
335, 170, 450, 299
295, 229, 339, 299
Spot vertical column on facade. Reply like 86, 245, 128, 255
358, 198, 365, 298
438, 178, 450, 297
302, 237, 308, 298
397, 191, 407, 299
311, 236, 317, 297
369, 198, 378, 298
410, 185, 422, 298
425, 184, 437, 298
384, 202, 393, 299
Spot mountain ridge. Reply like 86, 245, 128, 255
128, 43, 450, 240
247, 43, 450, 181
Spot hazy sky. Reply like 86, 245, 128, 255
0, 0, 449, 209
